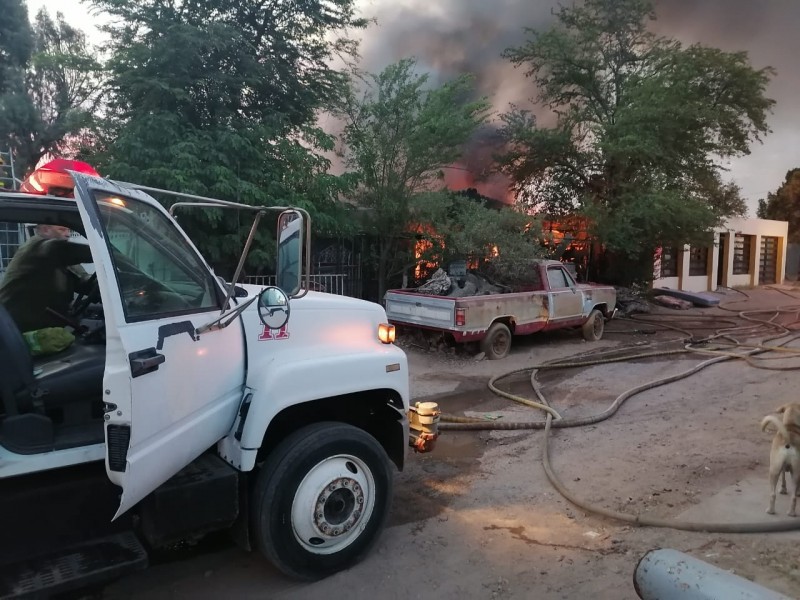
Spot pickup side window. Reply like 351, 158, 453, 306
94, 192, 222, 322
547, 267, 572, 290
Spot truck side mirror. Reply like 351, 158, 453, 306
258, 286, 290, 330
276, 210, 303, 296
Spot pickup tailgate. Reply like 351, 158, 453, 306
385, 291, 456, 330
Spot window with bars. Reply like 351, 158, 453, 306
0, 222, 23, 273
732, 234, 752, 275
689, 246, 709, 276
660, 247, 679, 278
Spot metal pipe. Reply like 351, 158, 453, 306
633, 549, 793, 600
113, 179, 314, 300
112, 181, 285, 212
224, 210, 264, 310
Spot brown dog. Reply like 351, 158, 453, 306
761, 403, 800, 517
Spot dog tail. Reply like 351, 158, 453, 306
761, 415, 791, 441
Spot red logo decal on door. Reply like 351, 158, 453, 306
258, 324, 290, 340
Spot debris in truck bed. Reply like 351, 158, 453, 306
416, 269, 452, 295
415, 269, 505, 297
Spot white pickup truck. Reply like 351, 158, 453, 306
385, 259, 617, 359
0, 162, 440, 596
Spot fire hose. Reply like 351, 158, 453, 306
438, 289, 800, 534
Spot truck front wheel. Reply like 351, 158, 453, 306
481, 322, 512, 359
582, 309, 605, 341
251, 422, 393, 581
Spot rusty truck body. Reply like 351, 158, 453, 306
384, 259, 617, 359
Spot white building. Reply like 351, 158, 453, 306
654, 218, 789, 292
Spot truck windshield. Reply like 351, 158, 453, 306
94, 192, 221, 321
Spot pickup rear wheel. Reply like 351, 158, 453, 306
481, 322, 512, 360
251, 422, 393, 581
582, 309, 605, 341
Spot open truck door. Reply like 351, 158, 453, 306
71, 174, 247, 517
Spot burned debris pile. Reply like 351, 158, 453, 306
414, 268, 507, 297
614, 286, 652, 316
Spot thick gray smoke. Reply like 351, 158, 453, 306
355, 0, 800, 208
356, 0, 557, 112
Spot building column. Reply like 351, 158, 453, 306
777, 235, 787, 285
751, 235, 761, 287
709, 233, 720, 291
678, 245, 690, 290
723, 231, 735, 289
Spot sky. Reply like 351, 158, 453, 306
24, 0, 800, 216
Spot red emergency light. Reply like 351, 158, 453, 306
20, 158, 100, 197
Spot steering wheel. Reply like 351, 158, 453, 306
70, 272, 99, 318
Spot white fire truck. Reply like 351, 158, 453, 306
0, 160, 439, 597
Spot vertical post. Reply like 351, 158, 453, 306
776, 233, 787, 285
751, 235, 762, 286
709, 233, 719, 291
8, 148, 16, 189
678, 244, 690, 290
723, 231, 735, 288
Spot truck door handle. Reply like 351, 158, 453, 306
129, 347, 166, 378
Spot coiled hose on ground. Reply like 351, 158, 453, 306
438, 287, 800, 533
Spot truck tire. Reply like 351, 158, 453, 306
582, 309, 604, 341
251, 422, 393, 581
481, 322, 512, 360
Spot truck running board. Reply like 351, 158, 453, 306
0, 532, 147, 599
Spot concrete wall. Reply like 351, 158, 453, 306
652, 218, 789, 292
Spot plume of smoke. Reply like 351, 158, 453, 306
352, 0, 798, 206
357, 0, 558, 111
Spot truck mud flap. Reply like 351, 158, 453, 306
0, 531, 147, 599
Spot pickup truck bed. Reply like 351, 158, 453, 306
385, 260, 616, 359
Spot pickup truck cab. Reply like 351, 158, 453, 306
0, 165, 439, 596
385, 259, 616, 359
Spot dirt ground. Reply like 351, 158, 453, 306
105, 286, 800, 599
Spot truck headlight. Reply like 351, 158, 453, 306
378, 323, 396, 344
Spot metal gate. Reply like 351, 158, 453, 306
759, 236, 778, 285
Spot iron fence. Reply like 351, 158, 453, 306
0, 222, 24, 276
244, 273, 349, 295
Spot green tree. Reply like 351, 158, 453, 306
0, 0, 36, 176
337, 59, 492, 298
758, 169, 800, 242
20, 9, 104, 173
417, 189, 545, 285
0, 6, 102, 176
87, 0, 367, 275
499, 0, 772, 284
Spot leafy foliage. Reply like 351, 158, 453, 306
87, 0, 367, 275
23, 10, 103, 173
337, 58, 492, 297
757, 169, 800, 242
415, 189, 545, 284
499, 0, 772, 283
0, 0, 36, 173
0, 6, 103, 175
